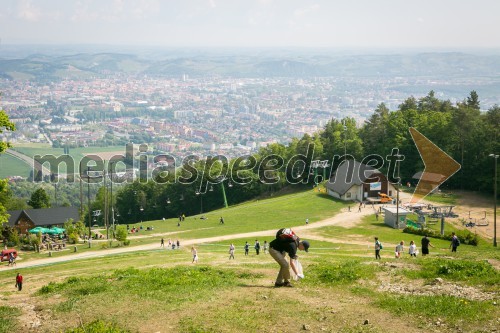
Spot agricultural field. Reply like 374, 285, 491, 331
0, 153, 31, 179
0, 190, 498, 333
7, 145, 128, 175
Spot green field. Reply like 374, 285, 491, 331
0, 190, 498, 333
0, 153, 31, 178
9, 145, 128, 174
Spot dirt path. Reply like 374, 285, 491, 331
4, 206, 376, 270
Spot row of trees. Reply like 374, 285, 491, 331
83, 91, 497, 224
2, 91, 499, 226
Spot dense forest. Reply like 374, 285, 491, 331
1, 91, 499, 225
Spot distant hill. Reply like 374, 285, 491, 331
1, 51, 500, 80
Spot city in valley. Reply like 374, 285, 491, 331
1, 51, 499, 171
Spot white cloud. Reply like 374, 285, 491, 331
69, 0, 160, 22
294, 4, 320, 18
17, 0, 42, 22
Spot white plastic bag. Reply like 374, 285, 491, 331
291, 259, 304, 281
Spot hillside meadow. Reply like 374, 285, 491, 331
0, 190, 499, 333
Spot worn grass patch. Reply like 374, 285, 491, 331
0, 306, 21, 333
64, 319, 131, 333
402, 258, 500, 289
375, 294, 496, 323
306, 259, 378, 286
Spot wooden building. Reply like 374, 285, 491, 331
325, 160, 396, 202
7, 207, 80, 235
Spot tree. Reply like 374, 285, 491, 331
115, 226, 128, 243
28, 188, 51, 209
0, 179, 11, 225
64, 218, 86, 244
0, 104, 15, 225
0, 107, 16, 155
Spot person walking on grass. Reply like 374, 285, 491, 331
244, 241, 249, 255
263, 241, 268, 254
254, 239, 261, 255
15, 273, 23, 291
421, 236, 434, 256
450, 232, 460, 252
191, 246, 198, 263
395, 241, 404, 258
160, 238, 164, 248
269, 228, 310, 288
374, 237, 382, 259
229, 243, 235, 259
409, 240, 417, 257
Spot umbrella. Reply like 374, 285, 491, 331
46, 227, 65, 235
28, 227, 50, 234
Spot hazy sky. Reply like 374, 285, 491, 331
1, 0, 499, 48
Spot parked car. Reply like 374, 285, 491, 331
1, 249, 18, 262
378, 193, 393, 203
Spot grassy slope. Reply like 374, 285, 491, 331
0, 190, 498, 333
0, 153, 31, 178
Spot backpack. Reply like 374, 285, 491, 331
455, 237, 460, 246
276, 228, 300, 244
379, 243, 383, 250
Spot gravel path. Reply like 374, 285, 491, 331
5, 206, 376, 270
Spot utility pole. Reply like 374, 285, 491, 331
396, 155, 401, 229
87, 166, 91, 247
110, 161, 115, 238
490, 154, 498, 247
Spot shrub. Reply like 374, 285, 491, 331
123, 240, 130, 246
20, 244, 35, 251
115, 227, 127, 243
403, 227, 479, 246
68, 232, 79, 244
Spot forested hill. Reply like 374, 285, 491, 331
1, 51, 500, 80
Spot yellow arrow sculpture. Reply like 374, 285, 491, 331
409, 127, 461, 203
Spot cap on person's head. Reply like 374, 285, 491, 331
301, 240, 310, 252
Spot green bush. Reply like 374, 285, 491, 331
115, 227, 127, 243
402, 227, 479, 246
68, 232, 79, 244
20, 244, 35, 251
123, 240, 130, 246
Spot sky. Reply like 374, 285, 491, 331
1, 0, 499, 49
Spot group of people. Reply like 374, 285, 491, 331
186, 228, 312, 289
232, 229, 310, 288
236, 240, 267, 258
375, 236, 434, 259
160, 238, 180, 250
374, 233, 462, 259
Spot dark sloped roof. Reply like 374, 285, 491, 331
325, 160, 380, 196
7, 210, 22, 226
8, 207, 80, 227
